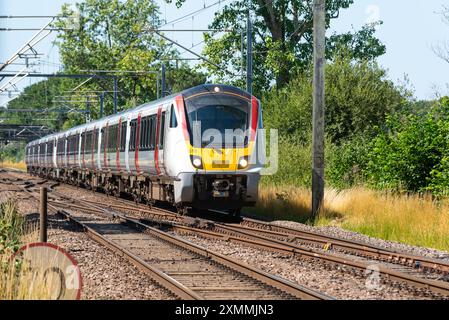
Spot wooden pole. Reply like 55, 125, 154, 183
40, 187, 47, 243
312, 0, 326, 219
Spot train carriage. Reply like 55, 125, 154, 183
26, 84, 264, 216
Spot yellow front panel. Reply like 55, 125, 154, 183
188, 142, 254, 171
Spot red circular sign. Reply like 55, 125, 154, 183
10, 243, 83, 300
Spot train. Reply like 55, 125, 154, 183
25, 84, 265, 216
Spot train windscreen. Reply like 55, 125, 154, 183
184, 93, 250, 148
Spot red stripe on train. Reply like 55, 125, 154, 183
250, 97, 259, 141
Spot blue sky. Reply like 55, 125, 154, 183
1, 0, 448, 105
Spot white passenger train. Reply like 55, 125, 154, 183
25, 84, 264, 216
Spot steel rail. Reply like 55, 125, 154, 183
130, 217, 449, 297
55, 181, 449, 275
45, 192, 332, 300
47, 188, 449, 297
57, 208, 204, 300
239, 218, 449, 274
20, 187, 204, 300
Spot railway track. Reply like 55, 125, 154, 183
54, 181, 449, 280
33, 183, 448, 298
19, 181, 332, 300
3, 171, 449, 298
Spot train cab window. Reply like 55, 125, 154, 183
160, 111, 166, 149
170, 104, 178, 128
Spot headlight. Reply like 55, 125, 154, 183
191, 156, 203, 169
238, 157, 248, 169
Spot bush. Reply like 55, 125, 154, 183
366, 97, 449, 193
326, 134, 371, 188
0, 142, 25, 164
261, 137, 312, 187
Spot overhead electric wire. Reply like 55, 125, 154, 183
159, 0, 232, 28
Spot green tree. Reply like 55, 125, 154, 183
55, 0, 206, 122
263, 51, 406, 143
1, 78, 68, 130
167, 0, 385, 95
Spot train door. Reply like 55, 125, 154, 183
53, 138, 57, 169
100, 123, 109, 171
128, 116, 138, 174
164, 103, 183, 177
78, 132, 82, 169
64, 136, 68, 168
119, 119, 127, 174
155, 106, 167, 176
125, 118, 131, 173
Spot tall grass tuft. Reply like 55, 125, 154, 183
250, 186, 449, 252
0, 161, 27, 172
0, 198, 64, 300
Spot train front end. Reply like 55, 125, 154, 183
173, 85, 264, 215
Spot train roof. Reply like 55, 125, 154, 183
26, 84, 252, 147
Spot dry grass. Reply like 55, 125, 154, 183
0, 198, 64, 300
0, 161, 26, 172
250, 186, 449, 252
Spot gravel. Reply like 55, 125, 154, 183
173, 233, 439, 300
0, 170, 176, 300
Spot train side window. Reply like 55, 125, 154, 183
160, 111, 166, 149
94, 129, 98, 152
170, 104, 178, 128
129, 122, 134, 151
114, 125, 118, 151
146, 117, 150, 150
115, 125, 119, 152
120, 122, 126, 152
140, 117, 146, 151
109, 125, 114, 153
149, 115, 155, 150
81, 133, 85, 154
84, 132, 89, 154
130, 119, 137, 151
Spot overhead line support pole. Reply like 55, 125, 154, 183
161, 63, 166, 98
113, 77, 118, 114
246, 2, 253, 95
311, 0, 326, 220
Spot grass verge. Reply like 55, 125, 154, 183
248, 186, 449, 252
0, 161, 26, 172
